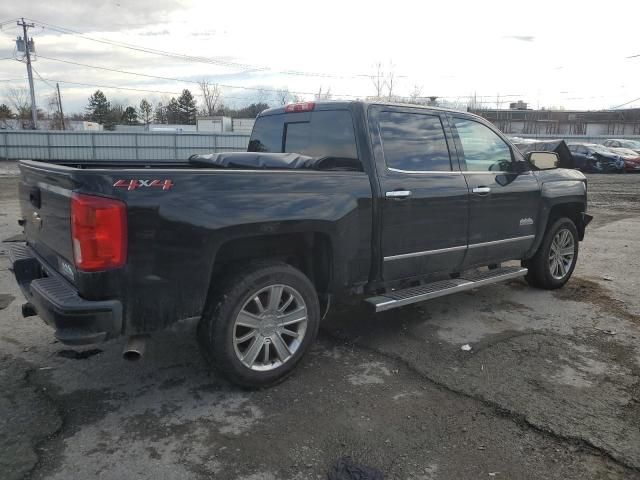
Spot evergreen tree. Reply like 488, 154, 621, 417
122, 106, 138, 125
177, 89, 197, 124
139, 99, 153, 125
86, 90, 111, 125
154, 102, 167, 124
167, 97, 180, 124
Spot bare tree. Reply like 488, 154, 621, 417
254, 88, 270, 106
368, 61, 397, 100
369, 62, 385, 99
315, 86, 333, 100
386, 62, 396, 101
407, 85, 423, 104
46, 90, 65, 130
7, 87, 31, 119
275, 87, 292, 105
198, 79, 222, 115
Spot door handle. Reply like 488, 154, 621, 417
385, 190, 412, 199
472, 186, 491, 195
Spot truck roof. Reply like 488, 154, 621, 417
259, 100, 473, 117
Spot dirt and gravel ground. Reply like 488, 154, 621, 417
1, 162, 639, 480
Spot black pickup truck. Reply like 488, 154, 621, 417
10, 101, 592, 387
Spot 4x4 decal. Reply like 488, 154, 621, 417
113, 179, 174, 191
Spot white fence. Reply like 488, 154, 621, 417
0, 131, 251, 163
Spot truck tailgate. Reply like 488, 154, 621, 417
18, 162, 76, 282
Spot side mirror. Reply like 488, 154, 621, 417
527, 151, 558, 170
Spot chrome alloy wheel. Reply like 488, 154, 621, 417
233, 284, 308, 371
548, 228, 575, 280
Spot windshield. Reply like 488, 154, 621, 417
590, 145, 616, 154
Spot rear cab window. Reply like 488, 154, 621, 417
248, 109, 361, 171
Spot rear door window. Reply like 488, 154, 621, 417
377, 111, 452, 172
249, 110, 359, 165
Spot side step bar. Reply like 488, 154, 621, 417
365, 266, 528, 312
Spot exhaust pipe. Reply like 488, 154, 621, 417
123, 335, 147, 361
21, 302, 37, 318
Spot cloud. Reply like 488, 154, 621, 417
503, 35, 536, 42
0, 0, 191, 30
139, 30, 171, 37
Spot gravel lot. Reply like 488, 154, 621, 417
1, 162, 639, 480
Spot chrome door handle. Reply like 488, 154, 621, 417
472, 186, 491, 195
385, 190, 412, 199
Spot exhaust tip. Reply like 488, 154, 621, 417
123, 335, 146, 361
21, 302, 37, 318
123, 350, 142, 362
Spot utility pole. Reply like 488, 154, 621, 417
17, 18, 38, 129
56, 83, 65, 130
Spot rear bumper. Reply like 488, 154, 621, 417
9, 244, 122, 345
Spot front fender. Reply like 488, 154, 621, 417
525, 171, 588, 257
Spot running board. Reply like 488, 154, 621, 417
365, 266, 528, 312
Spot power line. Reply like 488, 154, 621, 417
34, 55, 531, 102
611, 96, 640, 109
31, 66, 56, 88
30, 73, 251, 100
29, 18, 265, 72
32, 76, 184, 95
0, 18, 17, 28
19, 18, 536, 102
26, 18, 374, 79
36, 55, 363, 98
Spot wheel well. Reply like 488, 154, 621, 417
211, 232, 333, 294
547, 202, 586, 239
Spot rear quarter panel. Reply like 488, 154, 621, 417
101, 169, 373, 333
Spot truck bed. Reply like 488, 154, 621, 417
16, 159, 374, 339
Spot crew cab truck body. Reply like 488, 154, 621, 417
10, 101, 592, 387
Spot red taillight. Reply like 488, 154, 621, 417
284, 101, 315, 113
71, 193, 127, 271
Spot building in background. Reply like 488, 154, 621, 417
231, 118, 256, 134
196, 116, 233, 133
0, 118, 103, 131
196, 116, 255, 134
472, 105, 640, 137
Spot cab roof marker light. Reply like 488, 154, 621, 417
284, 102, 315, 113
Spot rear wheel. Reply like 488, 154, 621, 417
198, 261, 320, 388
524, 217, 578, 289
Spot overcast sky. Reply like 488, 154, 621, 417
1, 0, 640, 114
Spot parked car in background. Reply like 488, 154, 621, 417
606, 147, 640, 172
566, 143, 625, 173
602, 139, 640, 154
510, 138, 574, 169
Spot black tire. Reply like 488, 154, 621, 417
524, 217, 579, 290
197, 261, 320, 388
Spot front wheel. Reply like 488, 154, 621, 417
197, 261, 320, 388
524, 217, 579, 289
